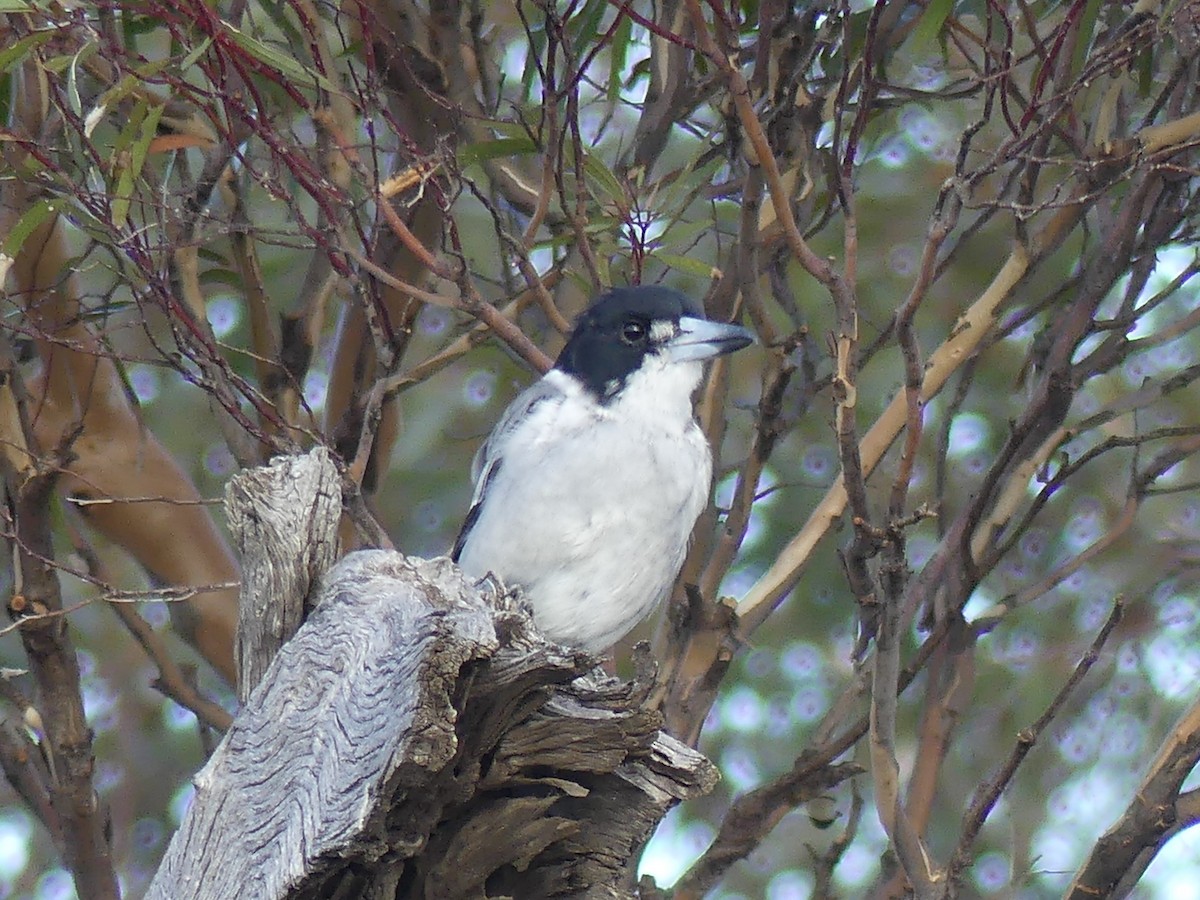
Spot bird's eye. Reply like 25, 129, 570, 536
621, 320, 647, 345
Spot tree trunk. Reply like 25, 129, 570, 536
148, 450, 716, 899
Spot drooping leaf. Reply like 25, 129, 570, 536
568, 0, 609, 47
532, 219, 614, 252
110, 102, 149, 229
86, 61, 171, 139
221, 23, 338, 93
654, 252, 718, 278
1071, 0, 1105, 78
0, 30, 50, 75
654, 217, 714, 254
458, 136, 538, 168
180, 36, 213, 73
65, 41, 97, 117
910, 0, 956, 51
607, 12, 632, 103
111, 102, 165, 229
582, 152, 628, 206
1, 198, 63, 259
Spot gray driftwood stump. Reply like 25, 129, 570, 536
147, 449, 717, 899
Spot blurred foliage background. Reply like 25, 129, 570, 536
3, 0, 1200, 897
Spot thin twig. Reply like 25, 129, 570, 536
107, 603, 234, 732
950, 597, 1123, 885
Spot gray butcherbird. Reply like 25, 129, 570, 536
453, 286, 754, 651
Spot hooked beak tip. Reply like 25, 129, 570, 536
668, 317, 755, 362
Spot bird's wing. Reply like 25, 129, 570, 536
450, 457, 498, 562
451, 377, 560, 562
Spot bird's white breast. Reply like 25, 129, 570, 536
456, 360, 712, 650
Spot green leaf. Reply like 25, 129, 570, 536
608, 13, 632, 103
486, 119, 534, 139
222, 23, 338, 93
910, 0, 954, 50
40, 54, 73, 74
254, 0, 312, 57
87, 61, 170, 138
1, 199, 62, 259
200, 267, 245, 288
1071, 0, 1104, 78
593, 255, 611, 285
657, 155, 727, 216
112, 102, 165, 229
654, 217, 712, 253
582, 152, 627, 205
109, 104, 147, 230
1136, 45, 1154, 97
532, 220, 613, 252
122, 12, 161, 41
458, 136, 537, 167
520, 22, 548, 99
130, 104, 165, 174
0, 0, 32, 13
0, 31, 52, 75
62, 42, 99, 118
569, 0, 608, 46
654, 252, 717, 278
179, 36, 212, 73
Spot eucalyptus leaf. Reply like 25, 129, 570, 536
458, 136, 537, 167
2, 199, 63, 259
222, 23, 338, 94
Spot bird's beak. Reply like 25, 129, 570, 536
666, 317, 755, 363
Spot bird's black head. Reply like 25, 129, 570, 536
555, 286, 752, 401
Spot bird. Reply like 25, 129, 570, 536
452, 285, 754, 652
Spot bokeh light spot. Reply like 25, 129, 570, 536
36, 869, 75, 899
876, 138, 910, 169
0, 811, 31, 881
780, 641, 822, 682
414, 500, 444, 534
721, 686, 766, 733
835, 842, 879, 890
639, 808, 713, 888
303, 371, 327, 411
1100, 712, 1146, 760
719, 746, 762, 792
767, 870, 814, 899
1055, 720, 1100, 764
948, 413, 990, 457
204, 443, 237, 478
419, 305, 451, 336
973, 851, 1009, 893
888, 244, 918, 276
1020, 528, 1049, 560
142, 600, 169, 629
207, 296, 243, 338
170, 782, 196, 826
164, 701, 198, 733
1146, 633, 1200, 699
802, 446, 836, 484
790, 685, 829, 725
128, 364, 161, 404
132, 817, 166, 853
463, 370, 496, 408
1158, 596, 1198, 631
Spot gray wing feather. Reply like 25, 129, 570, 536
453, 376, 560, 560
